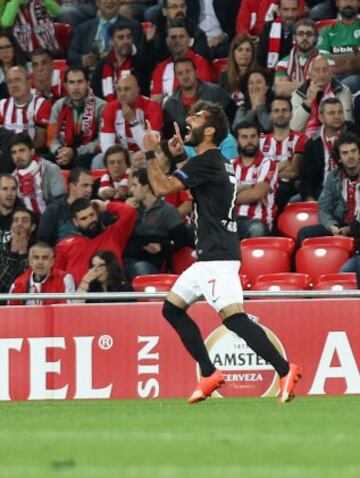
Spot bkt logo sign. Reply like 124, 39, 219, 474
0, 336, 113, 401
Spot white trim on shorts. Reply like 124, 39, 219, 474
171, 260, 243, 313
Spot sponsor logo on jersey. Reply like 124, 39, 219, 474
332, 46, 355, 53
354, 29, 360, 39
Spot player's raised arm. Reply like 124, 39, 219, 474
143, 120, 184, 197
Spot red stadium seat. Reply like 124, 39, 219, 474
211, 58, 228, 81
240, 237, 295, 285
277, 202, 319, 239
132, 274, 179, 301
295, 245, 350, 285
239, 273, 251, 289
302, 236, 356, 254
54, 23, 73, 58
318, 273, 357, 284
171, 247, 196, 274
254, 272, 311, 290
313, 273, 358, 291
315, 19, 337, 32
92, 169, 107, 180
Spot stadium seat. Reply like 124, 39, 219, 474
295, 245, 351, 285
277, 202, 319, 239
240, 237, 295, 285
302, 236, 356, 254
313, 274, 358, 291
318, 272, 357, 284
315, 19, 337, 32
211, 58, 228, 81
132, 274, 179, 301
54, 23, 73, 58
239, 273, 251, 289
171, 247, 196, 274
92, 169, 107, 180
253, 272, 311, 290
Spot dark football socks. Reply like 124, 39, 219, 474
162, 300, 216, 377
223, 313, 290, 377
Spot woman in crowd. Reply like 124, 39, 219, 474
0, 30, 28, 99
220, 34, 258, 106
232, 67, 274, 132
76, 250, 134, 303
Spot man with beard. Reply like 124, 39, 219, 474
162, 57, 235, 138
0, 174, 22, 251
143, 100, 301, 404
275, 19, 320, 97
91, 24, 153, 101
54, 197, 136, 285
260, 97, 306, 209
319, 0, 360, 93
233, 121, 278, 238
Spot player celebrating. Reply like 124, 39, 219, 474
143, 101, 302, 404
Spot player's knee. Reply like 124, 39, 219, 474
223, 312, 248, 334
162, 300, 184, 324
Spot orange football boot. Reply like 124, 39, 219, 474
188, 369, 225, 404
279, 363, 303, 404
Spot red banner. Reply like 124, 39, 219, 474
1, 299, 360, 401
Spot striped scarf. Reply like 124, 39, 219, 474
98, 168, 130, 200
284, 47, 318, 81
101, 52, 133, 103
13, 155, 47, 214
267, 18, 283, 69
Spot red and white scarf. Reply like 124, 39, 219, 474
101, 52, 132, 103
320, 125, 338, 182
13, 0, 59, 53
284, 47, 318, 82
267, 18, 283, 69
13, 155, 47, 214
57, 89, 97, 147
98, 168, 130, 199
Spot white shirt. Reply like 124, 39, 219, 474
199, 0, 223, 39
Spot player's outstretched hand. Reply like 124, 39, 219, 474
168, 122, 184, 157
143, 120, 160, 151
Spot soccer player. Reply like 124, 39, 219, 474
143, 100, 302, 404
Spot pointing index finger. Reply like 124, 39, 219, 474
173, 121, 182, 139
146, 119, 153, 132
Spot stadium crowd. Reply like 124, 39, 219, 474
1, 0, 360, 304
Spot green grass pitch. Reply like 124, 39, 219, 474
0, 396, 359, 478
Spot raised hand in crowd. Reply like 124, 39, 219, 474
56, 147, 74, 167
91, 199, 109, 213
143, 120, 161, 151
305, 80, 323, 108
249, 84, 267, 110
121, 102, 136, 123
143, 22, 157, 42
10, 224, 31, 255
168, 122, 184, 157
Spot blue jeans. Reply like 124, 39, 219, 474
339, 255, 358, 272
124, 258, 160, 280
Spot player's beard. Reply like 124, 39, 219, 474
184, 124, 207, 146
237, 144, 259, 157
339, 6, 357, 18
80, 221, 103, 238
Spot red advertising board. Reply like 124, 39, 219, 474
1, 299, 360, 401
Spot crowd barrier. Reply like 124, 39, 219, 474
1, 294, 360, 401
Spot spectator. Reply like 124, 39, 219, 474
76, 250, 134, 303
0, 174, 23, 251
124, 167, 189, 278
296, 132, 360, 245
290, 54, 353, 136
131, 149, 147, 170
68, 0, 143, 69
9, 241, 76, 305
91, 24, 153, 101
274, 18, 319, 97
258, 0, 300, 71
11, 132, 67, 215
235, 0, 262, 39
0, 206, 37, 295
252, 0, 306, 37
232, 67, 274, 133
37, 167, 95, 245
0, 30, 28, 100
1, 0, 61, 55
163, 57, 235, 138
96, 145, 131, 201
0, 66, 52, 149
299, 97, 350, 201
318, 0, 360, 93
233, 120, 278, 239
30, 48, 66, 103
220, 34, 258, 107
309, 0, 337, 20
150, 19, 213, 105
100, 74, 163, 155
47, 67, 106, 170
55, 197, 136, 285
148, 0, 210, 62
260, 96, 306, 209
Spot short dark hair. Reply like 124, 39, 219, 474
70, 198, 93, 219
174, 56, 196, 72
294, 18, 317, 38
12, 206, 37, 225
319, 97, 342, 115
104, 145, 131, 168
131, 167, 150, 186
332, 132, 360, 165
167, 18, 190, 34
190, 100, 229, 146
9, 132, 34, 151
69, 167, 92, 186
0, 173, 17, 187
271, 96, 293, 112
64, 67, 89, 83
109, 23, 133, 39
233, 120, 260, 137
30, 48, 53, 61
29, 241, 54, 255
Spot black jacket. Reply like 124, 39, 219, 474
258, 21, 293, 70
189, 0, 239, 40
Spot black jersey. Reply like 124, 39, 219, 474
172, 148, 239, 261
